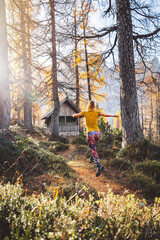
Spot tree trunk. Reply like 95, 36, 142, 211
156, 86, 160, 144
0, 0, 11, 133
116, 0, 143, 147
74, 7, 80, 108
20, 1, 33, 129
148, 95, 153, 141
82, 10, 91, 101
50, 0, 60, 137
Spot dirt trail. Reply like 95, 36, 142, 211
63, 145, 128, 195
27, 131, 130, 196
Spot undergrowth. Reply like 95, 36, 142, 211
0, 183, 160, 240
1, 124, 160, 239
73, 119, 160, 200
0, 126, 74, 187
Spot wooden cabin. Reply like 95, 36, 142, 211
42, 98, 81, 135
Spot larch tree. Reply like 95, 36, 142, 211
49, 0, 60, 137
74, 5, 80, 108
7, 0, 24, 126
0, 0, 11, 133
115, 0, 143, 147
80, 0, 160, 147
7, 0, 37, 129
82, 7, 92, 101
32, 0, 78, 135
73, 0, 106, 103
19, 0, 33, 129
137, 58, 160, 143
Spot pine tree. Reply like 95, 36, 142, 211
116, 0, 143, 147
0, 0, 11, 133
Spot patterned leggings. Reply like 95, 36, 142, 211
87, 131, 101, 165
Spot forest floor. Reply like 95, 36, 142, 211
59, 144, 134, 196
23, 131, 138, 197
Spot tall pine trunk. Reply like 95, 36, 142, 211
74, 7, 80, 108
50, 0, 60, 137
156, 87, 160, 143
0, 0, 11, 133
82, 10, 91, 101
116, 0, 143, 147
20, 1, 33, 129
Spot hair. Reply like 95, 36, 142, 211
87, 100, 95, 110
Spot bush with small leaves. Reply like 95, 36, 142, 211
110, 158, 133, 171
135, 161, 160, 182
1, 183, 160, 240
70, 132, 87, 146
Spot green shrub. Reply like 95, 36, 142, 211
147, 143, 160, 160
49, 135, 69, 144
98, 116, 109, 133
73, 145, 91, 159
98, 147, 117, 159
24, 147, 74, 177
117, 139, 160, 161
98, 118, 122, 146
39, 140, 69, 153
70, 133, 87, 145
51, 141, 69, 152
0, 133, 73, 182
0, 137, 17, 160
110, 158, 133, 170
1, 183, 160, 240
0, 146, 11, 162
38, 140, 54, 148
135, 161, 160, 182
124, 171, 160, 198
75, 145, 90, 154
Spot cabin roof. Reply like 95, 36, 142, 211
42, 97, 81, 119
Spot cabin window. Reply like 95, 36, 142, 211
46, 118, 51, 127
66, 116, 77, 126
59, 116, 65, 125
59, 116, 77, 126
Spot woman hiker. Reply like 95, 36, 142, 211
72, 100, 119, 177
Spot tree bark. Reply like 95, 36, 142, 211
74, 7, 80, 108
82, 10, 91, 101
20, 1, 33, 129
116, 0, 143, 147
50, 0, 60, 137
156, 86, 160, 143
0, 0, 11, 133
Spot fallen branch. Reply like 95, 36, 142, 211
67, 188, 84, 204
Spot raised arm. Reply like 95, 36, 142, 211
72, 112, 83, 118
99, 112, 119, 118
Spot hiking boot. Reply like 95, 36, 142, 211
96, 165, 104, 177
89, 156, 95, 164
